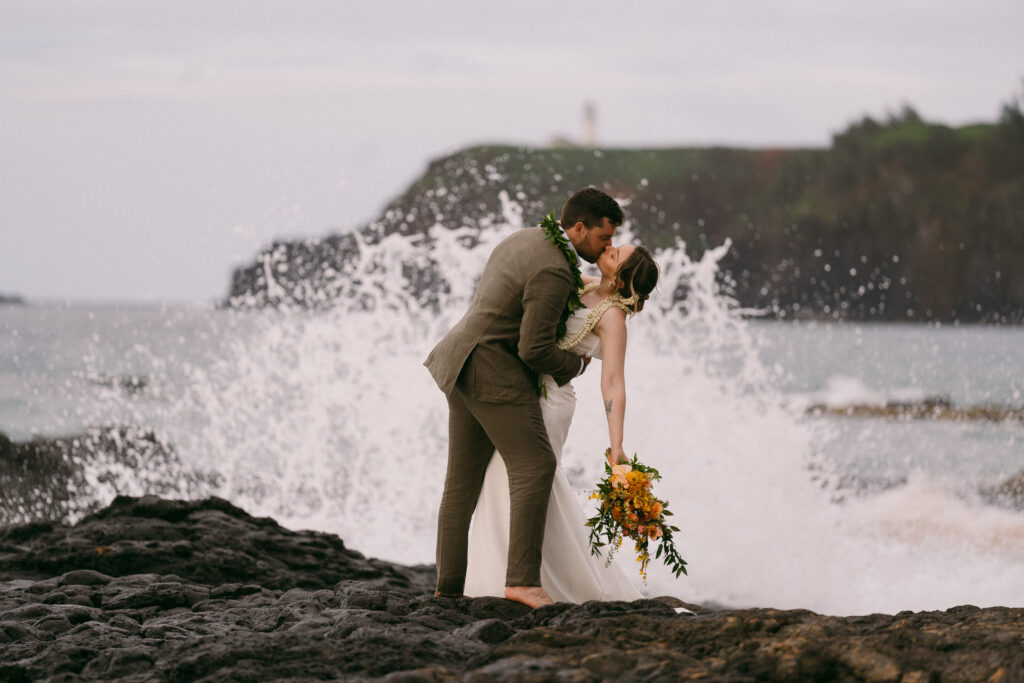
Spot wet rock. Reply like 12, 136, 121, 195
80, 372, 148, 396
807, 399, 1024, 425
0, 495, 1021, 681
383, 667, 458, 682
0, 620, 38, 643
59, 569, 113, 587
468, 655, 601, 682
456, 618, 515, 644
0, 494, 435, 593
80, 645, 158, 679
0, 428, 218, 528
980, 470, 1024, 510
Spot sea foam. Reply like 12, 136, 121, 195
52, 193, 1024, 615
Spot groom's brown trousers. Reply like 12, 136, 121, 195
434, 371, 557, 595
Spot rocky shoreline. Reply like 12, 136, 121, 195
1, 495, 1022, 681
806, 398, 1024, 426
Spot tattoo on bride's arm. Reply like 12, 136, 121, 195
604, 399, 613, 415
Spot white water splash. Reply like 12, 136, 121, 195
63, 195, 1024, 615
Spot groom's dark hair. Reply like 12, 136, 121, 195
560, 187, 624, 230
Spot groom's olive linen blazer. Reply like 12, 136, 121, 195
425, 227, 582, 404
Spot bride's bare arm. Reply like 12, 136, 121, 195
595, 307, 628, 465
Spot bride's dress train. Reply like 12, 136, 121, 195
464, 371, 643, 602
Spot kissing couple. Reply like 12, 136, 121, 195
425, 187, 660, 608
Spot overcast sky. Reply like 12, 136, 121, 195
2, 1, 1022, 302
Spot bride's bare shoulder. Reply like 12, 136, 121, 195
595, 304, 627, 332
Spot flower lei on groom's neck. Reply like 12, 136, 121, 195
540, 212, 586, 342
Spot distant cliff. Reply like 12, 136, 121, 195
228, 104, 1024, 323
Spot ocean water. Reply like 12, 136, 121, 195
2, 206, 1023, 616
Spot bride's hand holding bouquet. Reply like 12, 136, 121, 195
586, 449, 688, 581
605, 446, 628, 468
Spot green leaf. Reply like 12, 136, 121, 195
540, 212, 583, 344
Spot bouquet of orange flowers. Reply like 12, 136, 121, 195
585, 451, 688, 581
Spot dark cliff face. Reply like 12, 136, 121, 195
227, 105, 1024, 323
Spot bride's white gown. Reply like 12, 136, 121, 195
464, 305, 643, 602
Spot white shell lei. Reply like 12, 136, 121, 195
556, 282, 635, 351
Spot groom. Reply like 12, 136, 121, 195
425, 187, 623, 607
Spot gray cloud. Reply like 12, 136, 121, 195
1, 0, 1021, 300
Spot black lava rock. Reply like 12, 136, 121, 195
1, 495, 1021, 681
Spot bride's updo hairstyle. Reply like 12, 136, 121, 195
616, 245, 659, 313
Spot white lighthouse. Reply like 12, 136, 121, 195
583, 100, 597, 147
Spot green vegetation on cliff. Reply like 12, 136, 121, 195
230, 103, 1024, 322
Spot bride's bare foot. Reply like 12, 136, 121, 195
504, 586, 554, 608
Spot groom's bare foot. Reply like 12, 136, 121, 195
504, 586, 554, 608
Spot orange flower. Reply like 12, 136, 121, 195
650, 501, 663, 517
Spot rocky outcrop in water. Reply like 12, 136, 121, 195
806, 398, 1024, 425
2, 495, 1022, 681
0, 428, 216, 528
227, 106, 1024, 324
980, 470, 1024, 511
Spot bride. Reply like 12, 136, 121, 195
465, 242, 660, 603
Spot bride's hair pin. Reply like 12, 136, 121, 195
615, 245, 659, 313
